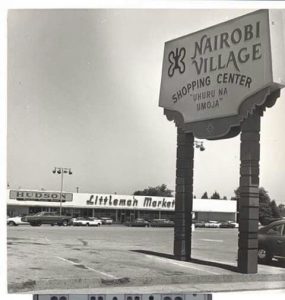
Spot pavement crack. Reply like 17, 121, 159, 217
66, 258, 80, 263
78, 239, 88, 246
74, 264, 88, 269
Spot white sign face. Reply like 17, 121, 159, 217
7, 190, 237, 213
159, 10, 285, 124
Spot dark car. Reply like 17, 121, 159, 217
22, 211, 73, 226
219, 221, 236, 228
150, 219, 174, 227
258, 219, 285, 264
194, 221, 206, 228
125, 218, 150, 227
260, 217, 283, 226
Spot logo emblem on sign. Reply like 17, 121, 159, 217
168, 47, 186, 77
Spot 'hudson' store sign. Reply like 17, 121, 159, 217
9, 190, 73, 202
159, 10, 285, 124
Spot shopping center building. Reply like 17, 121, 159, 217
7, 189, 237, 223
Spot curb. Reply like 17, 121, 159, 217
8, 272, 285, 293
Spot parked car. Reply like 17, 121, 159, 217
7, 216, 29, 226
258, 219, 285, 264
219, 221, 236, 228
100, 217, 113, 225
72, 217, 102, 226
194, 221, 206, 228
229, 221, 239, 228
150, 219, 174, 227
205, 221, 221, 228
260, 217, 283, 226
125, 218, 150, 227
22, 211, 73, 226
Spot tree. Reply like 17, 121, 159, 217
133, 184, 173, 197
233, 186, 281, 225
279, 204, 285, 217
270, 200, 281, 219
201, 192, 208, 199
210, 191, 221, 199
231, 188, 240, 200
259, 187, 274, 224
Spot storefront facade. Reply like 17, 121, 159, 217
7, 189, 237, 223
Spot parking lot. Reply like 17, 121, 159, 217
7, 225, 285, 293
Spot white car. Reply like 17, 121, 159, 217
7, 216, 29, 226
72, 217, 102, 226
229, 221, 239, 228
205, 221, 221, 228
100, 217, 113, 225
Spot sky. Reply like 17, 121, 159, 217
6, 8, 285, 206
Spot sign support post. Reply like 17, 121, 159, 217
174, 128, 194, 261
238, 111, 261, 273
159, 10, 285, 273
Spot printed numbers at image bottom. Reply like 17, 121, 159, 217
34, 296, 70, 300
34, 294, 212, 300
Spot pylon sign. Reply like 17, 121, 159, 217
159, 10, 285, 139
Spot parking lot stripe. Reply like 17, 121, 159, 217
56, 256, 119, 279
200, 239, 224, 243
144, 254, 220, 275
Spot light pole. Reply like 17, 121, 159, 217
194, 140, 205, 151
52, 167, 72, 215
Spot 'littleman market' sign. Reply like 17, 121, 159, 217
159, 10, 285, 138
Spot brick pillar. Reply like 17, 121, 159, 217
174, 128, 194, 261
238, 112, 260, 273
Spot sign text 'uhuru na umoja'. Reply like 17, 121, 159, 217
159, 10, 285, 127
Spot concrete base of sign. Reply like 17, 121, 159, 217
238, 249, 258, 274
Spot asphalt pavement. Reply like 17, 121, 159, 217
7, 225, 285, 294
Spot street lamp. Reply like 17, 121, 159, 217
194, 140, 205, 151
52, 167, 72, 215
